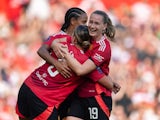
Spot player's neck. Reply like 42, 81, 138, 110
93, 34, 103, 41
65, 27, 74, 36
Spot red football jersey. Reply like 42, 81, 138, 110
78, 36, 112, 97
24, 32, 105, 108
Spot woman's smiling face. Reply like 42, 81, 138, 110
88, 13, 106, 40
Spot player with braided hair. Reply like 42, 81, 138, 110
37, 7, 88, 79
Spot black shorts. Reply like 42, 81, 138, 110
58, 90, 78, 120
16, 83, 58, 120
67, 94, 112, 120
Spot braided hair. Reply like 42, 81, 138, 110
61, 7, 86, 32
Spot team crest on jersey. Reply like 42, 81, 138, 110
93, 53, 104, 62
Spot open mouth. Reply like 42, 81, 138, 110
89, 29, 97, 34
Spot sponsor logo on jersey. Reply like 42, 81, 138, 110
36, 71, 48, 86
93, 53, 104, 62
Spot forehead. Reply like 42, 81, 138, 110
89, 13, 103, 22
79, 13, 88, 20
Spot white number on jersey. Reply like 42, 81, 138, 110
88, 107, 98, 119
47, 65, 59, 77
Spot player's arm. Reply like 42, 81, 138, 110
61, 50, 97, 76
37, 37, 72, 78
98, 75, 121, 94
37, 44, 58, 65
60, 43, 110, 76
88, 68, 121, 94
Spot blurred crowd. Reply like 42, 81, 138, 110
0, 0, 160, 120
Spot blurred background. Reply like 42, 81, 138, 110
0, 0, 160, 119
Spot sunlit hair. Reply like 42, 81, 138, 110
61, 7, 86, 32
74, 25, 91, 51
92, 10, 116, 41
